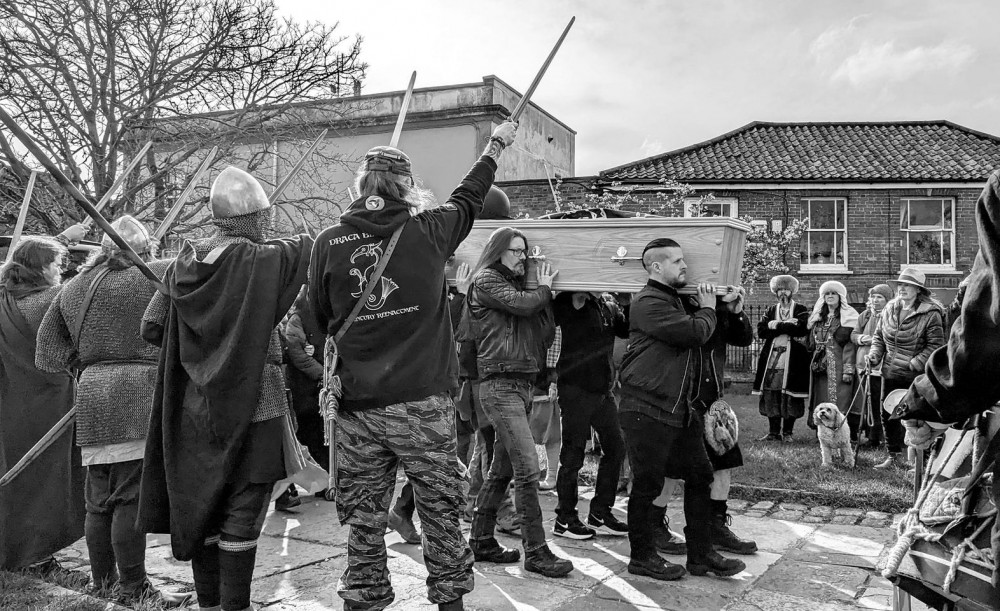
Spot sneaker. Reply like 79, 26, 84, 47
757, 433, 782, 442
588, 511, 628, 536
387, 508, 421, 544
553, 516, 596, 540
874, 453, 906, 470
274, 486, 301, 512
470, 537, 520, 564
524, 545, 573, 578
781, 433, 795, 443
627, 555, 686, 581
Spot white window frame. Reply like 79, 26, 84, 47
900, 197, 957, 272
682, 196, 738, 218
800, 197, 849, 272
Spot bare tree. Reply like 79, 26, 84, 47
0, 0, 365, 236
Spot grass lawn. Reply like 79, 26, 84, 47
0, 569, 105, 611
581, 390, 914, 514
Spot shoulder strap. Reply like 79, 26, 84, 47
334, 223, 405, 343
72, 266, 112, 346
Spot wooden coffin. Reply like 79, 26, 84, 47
446, 216, 751, 293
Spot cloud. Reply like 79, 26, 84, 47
831, 40, 975, 86
639, 136, 665, 158
810, 15, 870, 63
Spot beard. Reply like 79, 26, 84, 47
778, 294, 790, 305
667, 275, 686, 289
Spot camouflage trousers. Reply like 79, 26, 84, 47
335, 393, 473, 610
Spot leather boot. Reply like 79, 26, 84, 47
650, 504, 687, 555
627, 554, 686, 581
710, 501, 757, 555
470, 537, 520, 564
524, 545, 573, 578
387, 508, 421, 544
685, 526, 745, 577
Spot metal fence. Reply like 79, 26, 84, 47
726, 303, 764, 379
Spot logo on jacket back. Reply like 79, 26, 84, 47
365, 196, 385, 211
350, 242, 399, 310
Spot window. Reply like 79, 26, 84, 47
800, 198, 848, 269
683, 196, 738, 218
901, 198, 955, 269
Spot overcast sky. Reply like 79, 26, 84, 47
276, 0, 1000, 176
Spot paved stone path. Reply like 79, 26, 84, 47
54, 487, 929, 611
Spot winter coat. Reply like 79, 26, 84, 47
807, 312, 857, 414
851, 308, 883, 373
869, 298, 945, 383
752, 301, 810, 396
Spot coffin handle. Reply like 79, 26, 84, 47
528, 245, 546, 260
610, 246, 642, 266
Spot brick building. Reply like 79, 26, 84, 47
499, 121, 1000, 307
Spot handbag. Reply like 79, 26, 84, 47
704, 399, 739, 455
319, 222, 406, 498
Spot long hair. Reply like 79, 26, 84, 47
0, 236, 67, 296
355, 167, 437, 213
471, 227, 528, 278
78, 244, 155, 275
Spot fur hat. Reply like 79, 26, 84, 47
769, 274, 799, 295
809, 280, 859, 329
869, 284, 893, 302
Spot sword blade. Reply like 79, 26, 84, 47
389, 71, 417, 149
82, 141, 154, 227
0, 407, 76, 487
272, 129, 329, 204
4, 171, 37, 265
509, 16, 575, 122
151, 145, 219, 241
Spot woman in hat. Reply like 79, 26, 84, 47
807, 280, 860, 441
753, 274, 810, 441
867, 268, 945, 469
850, 284, 894, 448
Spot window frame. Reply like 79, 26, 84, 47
799, 197, 849, 273
900, 197, 957, 272
682, 196, 739, 218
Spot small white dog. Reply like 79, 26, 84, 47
812, 402, 855, 469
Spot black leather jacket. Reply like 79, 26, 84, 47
467, 263, 553, 378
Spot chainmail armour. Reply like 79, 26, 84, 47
36, 260, 173, 447
142, 232, 288, 424
15, 286, 62, 329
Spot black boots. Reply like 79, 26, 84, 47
627, 555, 686, 581
439, 597, 464, 610
470, 537, 520, 564
685, 526, 746, 577
710, 501, 757, 555
650, 504, 687, 555
524, 545, 573, 578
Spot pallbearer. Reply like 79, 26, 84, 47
35, 216, 188, 606
138, 168, 312, 611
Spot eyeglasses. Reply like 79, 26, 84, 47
507, 248, 526, 258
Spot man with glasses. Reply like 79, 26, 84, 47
464, 227, 575, 578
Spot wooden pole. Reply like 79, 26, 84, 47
0, 106, 166, 294
82, 141, 153, 227
4, 171, 37, 265
509, 17, 575, 122
389, 71, 417, 148
151, 146, 219, 241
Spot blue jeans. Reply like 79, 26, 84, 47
471, 376, 547, 552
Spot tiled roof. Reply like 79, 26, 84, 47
601, 121, 1000, 183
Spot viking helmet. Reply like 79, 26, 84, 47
481, 186, 512, 219
209, 166, 271, 219
102, 215, 151, 254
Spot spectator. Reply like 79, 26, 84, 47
868, 268, 945, 470
753, 274, 810, 441
807, 281, 860, 441
850, 283, 893, 449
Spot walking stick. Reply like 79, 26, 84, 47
4, 171, 37, 265
0, 107, 166, 294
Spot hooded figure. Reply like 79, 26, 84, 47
896, 168, 1000, 587
137, 166, 313, 611
807, 280, 860, 439
753, 274, 811, 441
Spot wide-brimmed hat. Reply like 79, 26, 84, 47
893, 267, 926, 289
